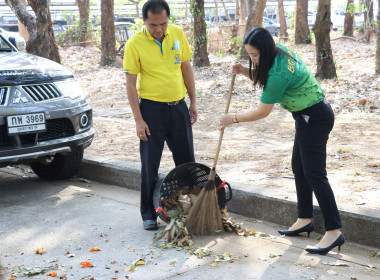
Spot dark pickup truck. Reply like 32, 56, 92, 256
0, 34, 94, 180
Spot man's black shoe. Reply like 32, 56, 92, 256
143, 220, 158, 230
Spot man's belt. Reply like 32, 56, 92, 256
140, 97, 185, 106
166, 97, 185, 105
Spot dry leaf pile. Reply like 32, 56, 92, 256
153, 185, 268, 249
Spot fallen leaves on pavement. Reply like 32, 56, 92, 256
35, 248, 46, 254
80, 261, 93, 268
90, 247, 101, 252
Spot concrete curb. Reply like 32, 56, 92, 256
78, 155, 380, 248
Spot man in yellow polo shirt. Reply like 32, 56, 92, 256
123, 0, 197, 230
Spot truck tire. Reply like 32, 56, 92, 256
31, 147, 84, 180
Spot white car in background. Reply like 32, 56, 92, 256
354, 12, 364, 28
308, 11, 317, 27
330, 9, 346, 29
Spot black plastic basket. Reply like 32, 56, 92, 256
153, 162, 232, 222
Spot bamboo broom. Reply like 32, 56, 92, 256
186, 75, 236, 235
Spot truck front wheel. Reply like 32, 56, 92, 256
31, 147, 84, 180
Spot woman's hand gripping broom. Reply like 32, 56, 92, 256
185, 75, 236, 235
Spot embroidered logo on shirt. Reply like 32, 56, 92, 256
287, 49, 296, 73
174, 54, 181, 64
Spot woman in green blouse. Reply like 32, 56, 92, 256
220, 27, 343, 255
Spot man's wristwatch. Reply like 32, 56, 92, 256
232, 114, 239, 123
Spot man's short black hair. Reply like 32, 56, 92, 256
142, 0, 170, 19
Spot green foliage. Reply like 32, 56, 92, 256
229, 35, 243, 59
346, 2, 356, 16
303, 31, 314, 44
319, 47, 331, 60
215, 49, 224, 57
56, 23, 81, 47
285, 12, 295, 30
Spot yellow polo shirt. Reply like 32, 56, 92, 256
123, 24, 192, 102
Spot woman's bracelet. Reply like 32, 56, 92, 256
232, 114, 239, 123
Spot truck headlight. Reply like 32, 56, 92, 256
55, 80, 86, 100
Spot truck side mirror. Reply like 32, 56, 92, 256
8, 37, 18, 50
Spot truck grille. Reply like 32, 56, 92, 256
0, 118, 75, 146
39, 118, 75, 141
0, 87, 8, 105
0, 125, 7, 146
22, 84, 62, 102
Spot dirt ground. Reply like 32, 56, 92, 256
59, 31, 380, 215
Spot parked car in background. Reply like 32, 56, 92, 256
115, 16, 136, 24
114, 22, 137, 43
308, 11, 317, 27
0, 23, 19, 33
263, 17, 280, 37
0, 27, 25, 51
53, 20, 67, 36
210, 11, 236, 24
331, 9, 346, 29
354, 12, 364, 28
0, 33, 94, 180
308, 9, 365, 30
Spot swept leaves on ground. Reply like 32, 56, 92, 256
12, 265, 51, 276
153, 185, 271, 251
194, 247, 211, 258
322, 261, 349, 267
215, 252, 234, 262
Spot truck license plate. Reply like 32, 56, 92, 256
6, 113, 46, 135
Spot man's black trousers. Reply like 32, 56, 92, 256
291, 99, 342, 231
139, 98, 195, 221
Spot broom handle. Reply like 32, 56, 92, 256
210, 75, 236, 175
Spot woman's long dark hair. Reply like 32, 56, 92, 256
243, 27, 295, 88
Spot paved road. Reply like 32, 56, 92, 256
1, 167, 379, 280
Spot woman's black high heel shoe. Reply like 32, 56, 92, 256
278, 222, 314, 237
305, 233, 345, 255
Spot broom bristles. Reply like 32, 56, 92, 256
185, 178, 224, 235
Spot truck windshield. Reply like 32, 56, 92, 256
0, 35, 13, 51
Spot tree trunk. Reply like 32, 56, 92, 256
5, 0, 61, 63
18, 0, 29, 41
135, 3, 139, 18
75, 0, 90, 47
240, 0, 266, 60
230, 0, 240, 52
363, 0, 374, 30
278, 0, 288, 40
100, 0, 116, 66
295, 0, 310, 44
128, 0, 140, 18
314, 0, 336, 79
220, 0, 231, 24
343, 0, 354, 36
240, 0, 246, 31
213, 0, 219, 23
184, 0, 188, 24
192, 0, 210, 67
376, 0, 380, 74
